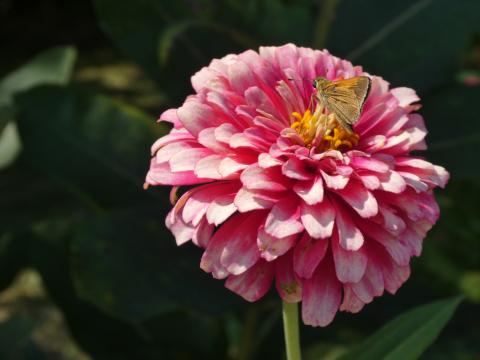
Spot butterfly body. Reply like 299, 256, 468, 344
312, 76, 371, 133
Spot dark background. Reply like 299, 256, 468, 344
0, 0, 479, 359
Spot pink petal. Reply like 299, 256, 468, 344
358, 172, 381, 190
275, 251, 302, 303
195, 155, 224, 179
165, 209, 195, 246
206, 193, 237, 226
340, 285, 365, 313
169, 147, 213, 172
151, 130, 194, 154
383, 264, 410, 294
302, 256, 341, 327
351, 259, 385, 303
282, 157, 314, 180
241, 164, 292, 192
336, 181, 378, 218
230, 129, 271, 151
351, 156, 390, 173
293, 176, 324, 205
155, 140, 199, 163
379, 206, 406, 235
225, 259, 274, 302
293, 232, 329, 279
370, 243, 411, 294
335, 205, 364, 251
321, 170, 349, 189
332, 228, 368, 283
257, 226, 298, 261
198, 128, 230, 153
182, 182, 237, 226
214, 123, 239, 143
300, 198, 335, 239
359, 220, 410, 266
177, 101, 221, 136
234, 187, 281, 212
391, 87, 420, 108
218, 157, 251, 178
258, 153, 283, 168
377, 171, 406, 193
200, 213, 246, 279
192, 219, 214, 248
146, 160, 210, 186
264, 196, 304, 238
227, 59, 256, 95
158, 108, 182, 128
220, 211, 266, 275
244, 86, 284, 122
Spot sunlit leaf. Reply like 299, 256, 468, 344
0, 46, 77, 96
0, 122, 21, 169
0, 46, 77, 169
338, 297, 462, 360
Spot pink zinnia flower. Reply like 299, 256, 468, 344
145, 44, 448, 326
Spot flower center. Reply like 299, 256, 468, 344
290, 104, 359, 152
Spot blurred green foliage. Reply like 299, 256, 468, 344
0, 0, 479, 359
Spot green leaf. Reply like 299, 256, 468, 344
93, 0, 213, 100
70, 214, 242, 323
0, 46, 77, 98
15, 85, 165, 207
0, 46, 77, 169
158, 21, 198, 66
327, 0, 480, 93
338, 297, 462, 360
0, 121, 21, 169
421, 84, 480, 178
93, 0, 313, 101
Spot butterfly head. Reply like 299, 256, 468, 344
312, 77, 329, 91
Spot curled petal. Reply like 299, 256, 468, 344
258, 226, 298, 261
351, 257, 384, 303
275, 251, 302, 303
340, 285, 365, 313
220, 211, 266, 275
293, 233, 329, 279
225, 259, 274, 302
302, 256, 341, 327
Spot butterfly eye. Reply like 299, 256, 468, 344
312, 79, 317, 88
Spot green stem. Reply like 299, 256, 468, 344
282, 301, 302, 360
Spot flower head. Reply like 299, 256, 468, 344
146, 44, 448, 326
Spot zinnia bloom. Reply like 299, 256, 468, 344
146, 44, 448, 326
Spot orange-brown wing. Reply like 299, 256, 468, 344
321, 76, 371, 132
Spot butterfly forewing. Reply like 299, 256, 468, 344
316, 76, 371, 133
